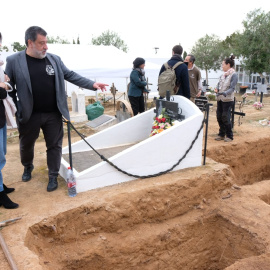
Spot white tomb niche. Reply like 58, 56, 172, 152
70, 87, 88, 122
60, 95, 204, 193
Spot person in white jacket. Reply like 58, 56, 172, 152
0, 32, 19, 209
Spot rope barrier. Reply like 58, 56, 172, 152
63, 108, 207, 179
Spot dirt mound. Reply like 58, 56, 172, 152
25, 162, 266, 270
1, 94, 270, 270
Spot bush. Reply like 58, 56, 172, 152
207, 94, 216, 101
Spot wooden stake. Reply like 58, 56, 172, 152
0, 231, 18, 270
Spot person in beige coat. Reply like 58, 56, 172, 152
214, 55, 238, 142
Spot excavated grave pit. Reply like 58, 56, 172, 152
26, 213, 265, 270
25, 137, 270, 270
206, 137, 270, 186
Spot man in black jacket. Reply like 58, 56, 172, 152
159, 45, 190, 99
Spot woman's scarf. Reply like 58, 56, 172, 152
218, 68, 235, 94
219, 68, 235, 85
134, 68, 146, 81
224, 68, 235, 77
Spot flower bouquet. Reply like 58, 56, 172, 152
150, 108, 175, 137
253, 101, 264, 110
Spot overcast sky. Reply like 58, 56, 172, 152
1, 0, 270, 57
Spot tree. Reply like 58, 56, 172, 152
91, 30, 128, 52
237, 9, 270, 77
183, 51, 187, 60
77, 36, 80, 44
191, 34, 224, 83
0, 45, 9, 52
220, 32, 241, 58
47, 36, 70, 44
11, 42, 26, 52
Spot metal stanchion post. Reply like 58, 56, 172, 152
231, 98, 236, 129
67, 121, 73, 170
203, 103, 211, 165
260, 92, 263, 103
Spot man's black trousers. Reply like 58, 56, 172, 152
18, 112, 63, 178
216, 100, 234, 139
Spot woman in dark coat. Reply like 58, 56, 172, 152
128, 57, 148, 116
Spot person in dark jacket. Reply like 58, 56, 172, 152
159, 45, 190, 99
5, 26, 108, 192
128, 57, 148, 115
0, 32, 19, 209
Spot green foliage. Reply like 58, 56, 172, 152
11, 42, 26, 52
207, 94, 216, 101
47, 36, 70, 44
237, 9, 270, 74
191, 34, 224, 83
0, 45, 9, 52
91, 30, 128, 53
220, 32, 241, 58
183, 51, 187, 59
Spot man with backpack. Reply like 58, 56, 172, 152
158, 45, 190, 99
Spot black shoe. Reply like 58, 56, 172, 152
22, 165, 34, 182
3, 184, 15, 194
0, 191, 19, 209
47, 177, 58, 192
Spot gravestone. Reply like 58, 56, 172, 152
256, 83, 267, 94
256, 80, 267, 103
85, 114, 117, 131
116, 100, 134, 122
110, 83, 118, 111
155, 98, 185, 121
70, 88, 88, 122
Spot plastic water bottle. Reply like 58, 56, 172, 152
66, 167, 77, 197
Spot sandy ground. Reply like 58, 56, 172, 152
1, 93, 270, 269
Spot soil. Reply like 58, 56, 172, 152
1, 93, 270, 270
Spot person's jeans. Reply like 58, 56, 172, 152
0, 125, 7, 192
18, 112, 63, 178
216, 100, 234, 139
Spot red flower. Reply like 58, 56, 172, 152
162, 118, 166, 122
